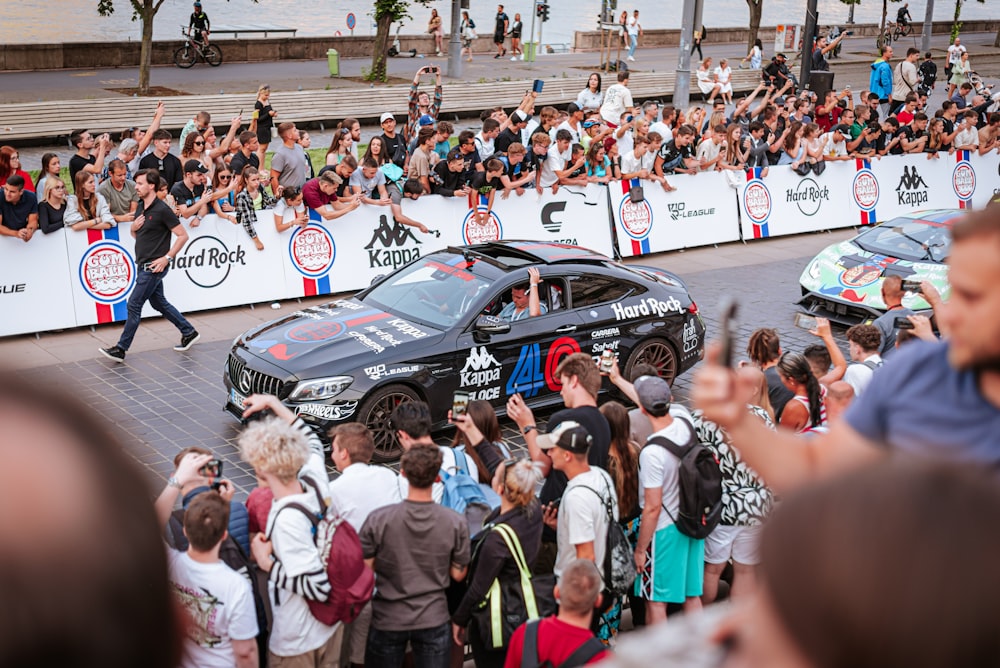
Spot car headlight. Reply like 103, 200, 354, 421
289, 376, 354, 401
808, 259, 821, 281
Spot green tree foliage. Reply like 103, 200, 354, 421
368, 0, 434, 82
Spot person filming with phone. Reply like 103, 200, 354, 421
406, 65, 443, 144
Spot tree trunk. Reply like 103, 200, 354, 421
370, 14, 394, 82
881, 0, 888, 34
995, 26, 1000, 48
746, 0, 762, 54
950, 0, 962, 44
139, 0, 154, 94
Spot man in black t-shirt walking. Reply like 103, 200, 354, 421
100, 169, 199, 362
493, 4, 509, 58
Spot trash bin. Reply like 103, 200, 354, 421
808, 71, 834, 99
524, 41, 538, 62
327, 48, 339, 77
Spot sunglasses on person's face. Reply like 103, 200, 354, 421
194, 141, 205, 146
219, 175, 231, 181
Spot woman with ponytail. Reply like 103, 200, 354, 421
747, 327, 795, 420
776, 351, 828, 433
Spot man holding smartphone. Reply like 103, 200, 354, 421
405, 66, 443, 144
871, 276, 916, 358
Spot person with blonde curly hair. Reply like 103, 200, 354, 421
238, 393, 343, 667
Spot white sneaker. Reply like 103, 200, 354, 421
519, 54, 524, 60
511, 56, 517, 60
627, 56, 635, 61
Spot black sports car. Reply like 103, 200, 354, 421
224, 241, 705, 461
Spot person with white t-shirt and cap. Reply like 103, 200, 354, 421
599, 71, 636, 128
632, 374, 705, 625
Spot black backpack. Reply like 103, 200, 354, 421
647, 417, 724, 540
521, 619, 605, 668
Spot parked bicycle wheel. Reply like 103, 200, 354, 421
174, 46, 196, 68
204, 44, 223, 67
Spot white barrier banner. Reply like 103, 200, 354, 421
846, 153, 964, 225
285, 186, 616, 296
738, 162, 859, 240
0, 229, 77, 337
609, 175, 741, 258
960, 150, 998, 210
65, 214, 287, 327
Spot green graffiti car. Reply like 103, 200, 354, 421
798, 210, 960, 323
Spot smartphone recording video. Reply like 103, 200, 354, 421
452, 390, 470, 418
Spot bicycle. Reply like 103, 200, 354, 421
174, 27, 223, 68
875, 21, 911, 50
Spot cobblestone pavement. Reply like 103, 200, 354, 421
14, 251, 840, 499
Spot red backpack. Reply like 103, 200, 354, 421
267, 475, 375, 626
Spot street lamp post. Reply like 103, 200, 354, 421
673, 0, 697, 109
447, 0, 463, 78
921, 0, 935, 53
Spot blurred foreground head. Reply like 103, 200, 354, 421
750, 459, 1000, 668
0, 372, 180, 667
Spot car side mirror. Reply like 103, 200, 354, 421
474, 315, 509, 341
370, 274, 386, 286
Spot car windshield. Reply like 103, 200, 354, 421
854, 218, 951, 263
362, 257, 494, 329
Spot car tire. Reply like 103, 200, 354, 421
357, 383, 420, 463
624, 338, 679, 386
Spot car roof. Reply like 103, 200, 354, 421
446, 241, 611, 272
889, 209, 965, 228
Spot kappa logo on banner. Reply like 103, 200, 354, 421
462, 210, 503, 244
786, 177, 830, 216
618, 196, 653, 240
667, 202, 715, 221
896, 165, 929, 206
79, 241, 136, 304
288, 224, 336, 277
170, 235, 247, 289
365, 216, 422, 269
852, 168, 879, 211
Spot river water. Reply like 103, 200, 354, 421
2, 0, 993, 47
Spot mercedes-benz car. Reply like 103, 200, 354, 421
224, 241, 705, 461
798, 209, 960, 323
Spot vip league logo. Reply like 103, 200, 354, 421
171, 235, 247, 289
896, 165, 929, 206
366, 215, 421, 270
786, 177, 829, 216
667, 202, 715, 221
461, 345, 501, 388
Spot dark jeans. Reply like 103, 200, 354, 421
366, 621, 451, 668
117, 267, 194, 350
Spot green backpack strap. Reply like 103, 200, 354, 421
483, 523, 540, 649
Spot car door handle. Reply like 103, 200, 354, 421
555, 324, 577, 333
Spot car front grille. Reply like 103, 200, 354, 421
228, 353, 286, 397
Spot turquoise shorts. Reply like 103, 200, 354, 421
634, 523, 704, 603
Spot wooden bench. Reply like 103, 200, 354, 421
0, 70, 764, 142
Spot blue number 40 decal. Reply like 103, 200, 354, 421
506, 343, 546, 398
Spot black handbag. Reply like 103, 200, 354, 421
471, 524, 556, 650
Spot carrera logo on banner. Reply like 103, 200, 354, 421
541, 201, 566, 233
288, 224, 336, 278
952, 157, 976, 204
170, 235, 246, 289
79, 242, 135, 303
852, 169, 879, 211
786, 177, 829, 216
365, 215, 421, 270
667, 202, 715, 221
462, 209, 503, 244
896, 165, 929, 206
618, 196, 652, 239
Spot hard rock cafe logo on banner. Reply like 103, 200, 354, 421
952, 160, 976, 200
742, 179, 771, 225
786, 177, 829, 216
618, 196, 653, 240
172, 235, 247, 289
79, 242, 135, 303
852, 169, 879, 211
462, 209, 503, 245
288, 224, 336, 278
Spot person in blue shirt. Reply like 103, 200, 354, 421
499, 267, 547, 321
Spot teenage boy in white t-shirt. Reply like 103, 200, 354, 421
156, 454, 259, 668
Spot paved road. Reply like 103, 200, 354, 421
7, 229, 855, 498
2, 32, 998, 102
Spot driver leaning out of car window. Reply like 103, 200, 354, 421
499, 267, 547, 322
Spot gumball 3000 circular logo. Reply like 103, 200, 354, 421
79, 242, 135, 303
853, 170, 879, 211
953, 162, 976, 200
288, 224, 336, 278
462, 210, 503, 244
743, 180, 771, 224
618, 197, 653, 240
